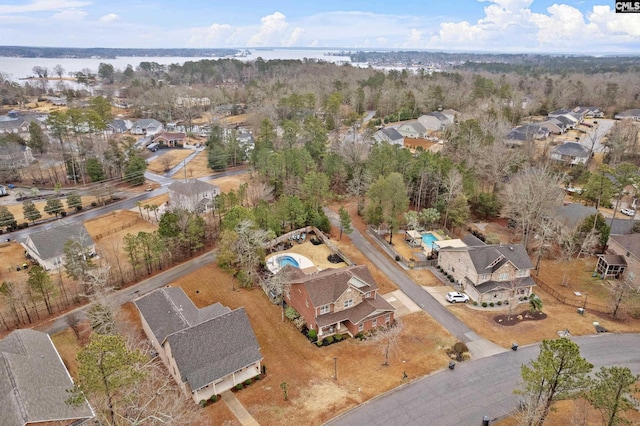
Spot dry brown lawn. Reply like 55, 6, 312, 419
4, 195, 98, 224
158, 262, 453, 426
205, 172, 250, 194
0, 241, 30, 284
146, 149, 194, 174
178, 150, 211, 179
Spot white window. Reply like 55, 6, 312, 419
499, 272, 508, 280
358, 323, 364, 331
305, 299, 309, 308
320, 305, 330, 314
372, 318, 377, 327
385, 314, 391, 324
516, 269, 528, 277
365, 291, 371, 298
344, 299, 353, 308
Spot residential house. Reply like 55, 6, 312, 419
437, 239, 536, 303
440, 109, 459, 124
504, 124, 548, 147
596, 234, 640, 279
0, 117, 30, 134
21, 222, 95, 271
395, 121, 427, 139
614, 109, 640, 121
373, 127, 404, 145
0, 143, 34, 167
107, 118, 132, 134
130, 118, 163, 136
549, 203, 597, 231
175, 96, 211, 108
0, 329, 94, 425
283, 264, 396, 339
418, 111, 449, 131
549, 109, 582, 125
134, 287, 262, 403
574, 106, 604, 118
539, 118, 566, 135
168, 179, 220, 213
154, 132, 186, 147
550, 142, 590, 165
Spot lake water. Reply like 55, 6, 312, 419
0, 49, 353, 82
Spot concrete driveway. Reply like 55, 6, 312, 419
422, 286, 458, 306
383, 290, 422, 317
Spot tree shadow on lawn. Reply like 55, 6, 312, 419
494, 310, 547, 326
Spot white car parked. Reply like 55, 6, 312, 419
621, 208, 636, 217
446, 291, 470, 304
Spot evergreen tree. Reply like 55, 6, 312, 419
22, 200, 41, 223
27, 121, 46, 154
66, 193, 82, 211
0, 206, 17, 229
44, 198, 64, 217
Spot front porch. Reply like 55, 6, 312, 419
191, 362, 261, 403
318, 322, 352, 338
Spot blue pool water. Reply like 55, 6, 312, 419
421, 232, 439, 247
278, 255, 300, 268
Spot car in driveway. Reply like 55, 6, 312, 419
621, 208, 636, 217
446, 292, 470, 304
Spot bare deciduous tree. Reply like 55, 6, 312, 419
370, 319, 403, 366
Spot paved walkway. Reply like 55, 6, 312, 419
222, 391, 260, 426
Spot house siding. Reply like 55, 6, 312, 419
608, 238, 640, 281
334, 287, 364, 313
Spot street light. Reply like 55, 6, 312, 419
583, 293, 589, 310
334, 357, 337, 380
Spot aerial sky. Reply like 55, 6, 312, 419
0, 0, 639, 53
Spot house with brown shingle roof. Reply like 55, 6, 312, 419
284, 265, 395, 339
153, 132, 186, 147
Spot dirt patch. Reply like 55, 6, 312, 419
493, 310, 547, 326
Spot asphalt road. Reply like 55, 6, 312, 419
6, 167, 247, 241
324, 208, 480, 344
327, 333, 640, 426
35, 250, 217, 335
577, 118, 614, 153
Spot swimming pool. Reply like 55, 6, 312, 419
278, 255, 300, 268
421, 232, 440, 248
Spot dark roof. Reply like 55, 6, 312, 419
461, 234, 486, 247
427, 111, 448, 121
108, 119, 128, 132
0, 118, 28, 130
25, 222, 93, 261
552, 204, 597, 229
168, 179, 219, 196
615, 109, 640, 118
597, 254, 627, 266
288, 265, 379, 308
400, 121, 426, 133
154, 132, 186, 141
315, 295, 395, 328
552, 142, 589, 157
378, 127, 403, 142
135, 118, 162, 128
166, 307, 262, 391
609, 219, 639, 235
554, 116, 574, 126
0, 330, 94, 425
474, 276, 536, 294
134, 287, 230, 343
609, 234, 640, 259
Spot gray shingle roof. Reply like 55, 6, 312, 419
609, 234, 640, 259
134, 287, 230, 343
168, 179, 219, 197
453, 244, 533, 274
552, 142, 589, 158
25, 222, 94, 261
552, 204, 597, 229
0, 330, 94, 426
135, 118, 162, 128
288, 265, 378, 307
315, 295, 395, 328
166, 307, 262, 391
461, 234, 486, 247
428, 111, 448, 121
474, 276, 536, 294
401, 122, 427, 133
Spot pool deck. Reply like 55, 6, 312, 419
266, 252, 316, 274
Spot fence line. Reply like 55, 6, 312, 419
531, 276, 608, 314
265, 226, 354, 266
92, 218, 141, 239
366, 226, 433, 268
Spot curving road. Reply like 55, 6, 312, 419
327, 333, 640, 426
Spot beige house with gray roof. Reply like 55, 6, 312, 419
168, 179, 220, 213
134, 287, 263, 403
21, 222, 95, 271
0, 329, 94, 425
437, 238, 535, 303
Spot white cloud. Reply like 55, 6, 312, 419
52, 8, 87, 20
282, 27, 303, 47
99, 13, 120, 23
0, 0, 90, 14
247, 12, 289, 46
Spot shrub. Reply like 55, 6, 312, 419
243, 379, 253, 386
307, 329, 317, 341
76, 205, 82, 211
326, 336, 335, 344
210, 394, 218, 402
199, 399, 207, 408
489, 302, 494, 307
449, 276, 454, 282
285, 306, 300, 321
473, 301, 478, 306
90, 201, 97, 207
253, 374, 261, 381
355, 332, 365, 340
334, 333, 343, 341
453, 342, 469, 354
504, 300, 509, 305
482, 302, 488, 307
395, 255, 401, 261
316, 340, 323, 347
235, 383, 244, 391
497, 301, 502, 306
262, 365, 267, 375
60, 211, 67, 217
